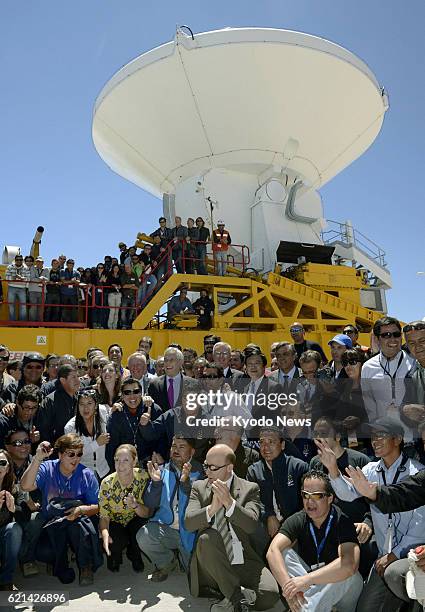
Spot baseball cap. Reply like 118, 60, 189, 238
367, 417, 405, 438
328, 334, 353, 348
23, 352, 45, 367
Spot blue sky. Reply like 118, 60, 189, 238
1, 1, 424, 322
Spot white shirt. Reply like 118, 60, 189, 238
64, 406, 109, 478
361, 350, 415, 422
279, 366, 297, 384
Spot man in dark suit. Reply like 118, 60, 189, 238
243, 350, 286, 423
184, 444, 279, 612
213, 342, 247, 390
268, 342, 302, 395
147, 347, 193, 412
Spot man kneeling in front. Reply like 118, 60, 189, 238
266, 470, 363, 612
185, 444, 279, 612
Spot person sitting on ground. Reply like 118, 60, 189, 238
20, 434, 102, 586
136, 436, 204, 581
185, 443, 280, 612
0, 448, 23, 591
99, 444, 162, 573
267, 470, 363, 612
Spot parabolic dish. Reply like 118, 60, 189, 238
92, 27, 388, 197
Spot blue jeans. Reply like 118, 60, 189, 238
138, 275, 158, 305
196, 244, 207, 275
0, 522, 23, 584
8, 286, 27, 321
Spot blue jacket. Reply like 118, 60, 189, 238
150, 460, 204, 552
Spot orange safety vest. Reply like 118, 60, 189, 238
212, 229, 230, 252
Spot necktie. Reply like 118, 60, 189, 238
168, 378, 174, 408
215, 507, 234, 562
282, 374, 289, 394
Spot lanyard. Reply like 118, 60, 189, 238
379, 352, 403, 401
309, 508, 335, 564
380, 454, 408, 521
124, 409, 140, 446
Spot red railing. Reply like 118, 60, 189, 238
0, 239, 250, 328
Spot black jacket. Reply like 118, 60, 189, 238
147, 374, 193, 412
38, 385, 77, 444
247, 452, 308, 521
374, 469, 425, 514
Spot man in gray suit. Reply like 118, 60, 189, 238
185, 444, 279, 612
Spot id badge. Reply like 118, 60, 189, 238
310, 562, 325, 571
231, 539, 244, 565
383, 522, 393, 554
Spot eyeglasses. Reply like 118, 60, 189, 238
0, 459, 9, 467
63, 451, 84, 458
378, 331, 402, 339
342, 359, 361, 366
8, 438, 31, 447
0, 355, 10, 362
25, 364, 43, 370
290, 327, 304, 333
122, 388, 142, 396
301, 491, 329, 500
203, 462, 230, 472
202, 374, 220, 379
403, 322, 425, 333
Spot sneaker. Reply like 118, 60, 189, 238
210, 598, 233, 612
22, 562, 39, 577
79, 566, 93, 586
241, 588, 256, 606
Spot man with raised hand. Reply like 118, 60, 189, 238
315, 417, 425, 612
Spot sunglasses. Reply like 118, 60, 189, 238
290, 327, 304, 333
0, 356, 10, 362
122, 388, 142, 396
202, 375, 220, 379
64, 451, 84, 458
301, 491, 329, 500
403, 322, 425, 333
0, 459, 9, 467
203, 462, 230, 472
8, 438, 31, 447
25, 364, 43, 370
78, 389, 97, 397
342, 359, 361, 366
378, 331, 402, 339
343, 329, 356, 335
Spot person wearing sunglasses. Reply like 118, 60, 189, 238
361, 316, 415, 426
4, 429, 44, 578
267, 470, 363, 612
317, 416, 425, 612
343, 325, 371, 359
20, 434, 101, 586
0, 385, 42, 452
1, 353, 47, 404
185, 443, 280, 612
105, 378, 162, 472
401, 321, 425, 433
289, 322, 328, 367
0, 448, 23, 591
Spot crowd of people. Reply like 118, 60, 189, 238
1, 217, 233, 329
1, 317, 425, 612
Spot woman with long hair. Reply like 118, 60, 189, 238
64, 389, 110, 479
195, 216, 210, 275
107, 263, 122, 330
97, 361, 121, 414
92, 263, 109, 329
0, 449, 22, 590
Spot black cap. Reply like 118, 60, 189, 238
22, 352, 45, 367
367, 417, 405, 438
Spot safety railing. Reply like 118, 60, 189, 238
0, 238, 250, 328
321, 220, 387, 268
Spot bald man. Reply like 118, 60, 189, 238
185, 444, 279, 612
